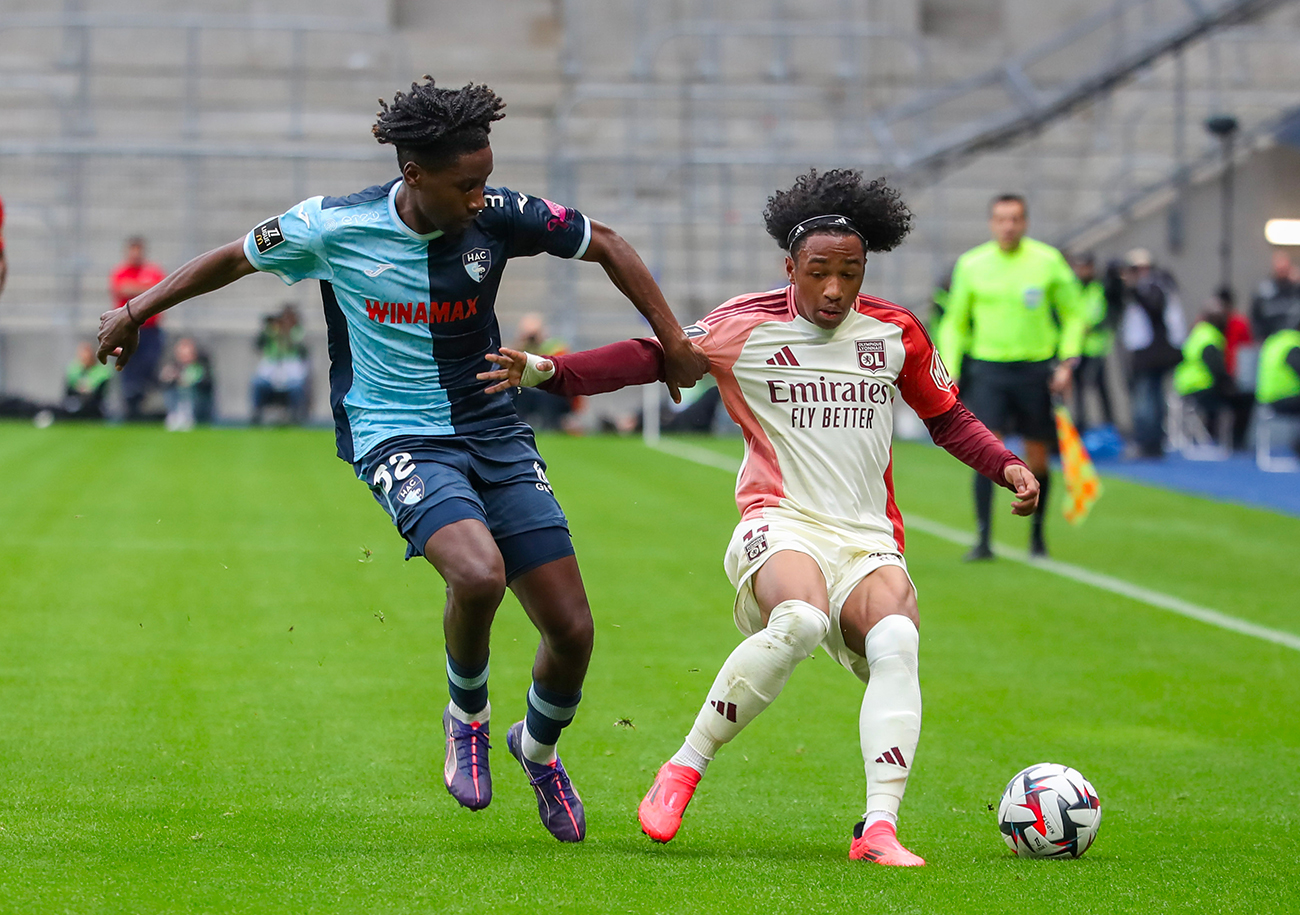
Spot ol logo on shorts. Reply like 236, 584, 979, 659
743, 525, 770, 562
373, 452, 425, 506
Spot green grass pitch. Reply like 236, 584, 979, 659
1, 422, 1298, 914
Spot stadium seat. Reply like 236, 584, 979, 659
1254, 405, 1300, 473
1166, 391, 1230, 462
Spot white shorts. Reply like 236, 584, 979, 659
723, 509, 916, 683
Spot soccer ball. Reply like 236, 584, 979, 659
997, 762, 1101, 859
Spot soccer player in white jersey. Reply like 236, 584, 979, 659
480, 169, 1041, 864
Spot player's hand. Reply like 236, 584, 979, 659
97, 305, 141, 369
662, 339, 710, 404
1005, 464, 1040, 516
478, 347, 551, 394
1049, 362, 1074, 397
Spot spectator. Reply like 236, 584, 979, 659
1250, 251, 1300, 339
1219, 287, 1253, 379
1256, 316, 1300, 455
251, 304, 310, 424
1119, 248, 1186, 458
511, 313, 574, 432
1068, 252, 1118, 433
63, 341, 112, 419
1217, 286, 1255, 449
109, 236, 167, 419
160, 337, 214, 430
1173, 299, 1234, 444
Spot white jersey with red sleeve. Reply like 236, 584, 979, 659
689, 285, 958, 553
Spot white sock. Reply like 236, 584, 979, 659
864, 810, 898, 829
521, 722, 557, 765
859, 615, 921, 823
448, 699, 490, 726
679, 600, 829, 767
669, 736, 714, 775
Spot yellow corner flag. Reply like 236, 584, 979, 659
1054, 404, 1103, 525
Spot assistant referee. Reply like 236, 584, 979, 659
939, 194, 1084, 560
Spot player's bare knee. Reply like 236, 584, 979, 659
447, 562, 507, 614
543, 605, 594, 660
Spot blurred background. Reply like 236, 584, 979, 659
1, 0, 1298, 432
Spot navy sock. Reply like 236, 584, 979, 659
446, 650, 489, 716
525, 681, 582, 746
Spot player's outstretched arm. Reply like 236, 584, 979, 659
97, 239, 255, 369
580, 221, 708, 402
923, 402, 1038, 515
478, 339, 673, 397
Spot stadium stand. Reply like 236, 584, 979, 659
1, 0, 1299, 420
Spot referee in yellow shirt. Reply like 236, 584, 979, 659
939, 194, 1085, 560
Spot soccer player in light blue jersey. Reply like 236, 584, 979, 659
97, 78, 709, 842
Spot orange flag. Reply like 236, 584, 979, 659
1054, 404, 1102, 525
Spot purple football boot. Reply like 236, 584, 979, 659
506, 721, 586, 842
442, 707, 491, 810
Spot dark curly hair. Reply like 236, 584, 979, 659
763, 169, 912, 258
373, 77, 506, 169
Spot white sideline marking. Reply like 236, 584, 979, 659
648, 441, 1300, 654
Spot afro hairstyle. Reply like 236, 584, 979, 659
763, 169, 912, 258
372, 76, 505, 170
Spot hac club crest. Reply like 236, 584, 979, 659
857, 339, 887, 372
462, 248, 491, 283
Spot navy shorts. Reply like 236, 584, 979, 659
355, 424, 573, 582
961, 358, 1058, 445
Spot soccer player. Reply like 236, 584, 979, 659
96, 78, 707, 842
479, 169, 1040, 864
938, 195, 1084, 560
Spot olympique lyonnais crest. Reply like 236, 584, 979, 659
462, 248, 491, 283
743, 525, 769, 562
857, 339, 887, 372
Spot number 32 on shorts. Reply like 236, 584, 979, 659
371, 452, 426, 507
372, 452, 415, 492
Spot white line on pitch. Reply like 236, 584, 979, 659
648, 439, 1300, 654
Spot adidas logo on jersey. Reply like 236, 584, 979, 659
874, 747, 908, 768
766, 346, 800, 367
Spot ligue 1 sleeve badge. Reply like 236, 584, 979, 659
463, 248, 491, 283
857, 340, 887, 372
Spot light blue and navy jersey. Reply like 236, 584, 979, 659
243, 179, 591, 462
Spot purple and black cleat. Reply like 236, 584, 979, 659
442, 706, 491, 811
506, 720, 586, 842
